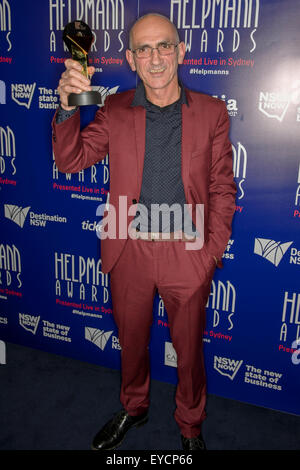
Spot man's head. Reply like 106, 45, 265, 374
126, 14, 185, 95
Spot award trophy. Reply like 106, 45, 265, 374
63, 20, 102, 106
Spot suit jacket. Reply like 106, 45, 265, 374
52, 87, 236, 274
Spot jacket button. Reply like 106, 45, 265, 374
132, 198, 137, 204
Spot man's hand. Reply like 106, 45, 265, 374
57, 59, 95, 111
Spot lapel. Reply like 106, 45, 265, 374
133, 105, 146, 198
181, 89, 195, 198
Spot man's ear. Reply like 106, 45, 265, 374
126, 49, 136, 71
177, 41, 186, 65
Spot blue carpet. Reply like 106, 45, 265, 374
0, 342, 299, 451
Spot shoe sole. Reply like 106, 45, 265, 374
91, 415, 148, 451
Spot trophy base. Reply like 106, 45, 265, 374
68, 90, 102, 106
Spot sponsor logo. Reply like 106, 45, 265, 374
222, 239, 235, 260
0, 242, 22, 296
291, 339, 300, 365
258, 81, 300, 122
19, 313, 40, 334
85, 327, 113, 350
171, 0, 259, 54
11, 83, 36, 109
49, 0, 125, 54
254, 238, 293, 267
280, 291, 300, 345
294, 163, 300, 218
207, 279, 236, 332
232, 141, 247, 201
213, 355, 243, 380
164, 341, 177, 368
0, 340, 5, 364
0, 0, 11, 31
0, 125, 16, 179
4, 203, 67, 228
4, 204, 30, 227
54, 252, 109, 304
38, 86, 59, 110
212, 93, 238, 117
0, 0, 12, 53
95, 85, 119, 107
290, 247, 300, 266
81, 219, 102, 236
258, 91, 290, 122
42, 320, 71, 342
0, 316, 8, 324
244, 364, 282, 391
0, 79, 5, 103
111, 335, 121, 350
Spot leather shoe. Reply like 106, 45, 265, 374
181, 433, 206, 450
92, 409, 148, 450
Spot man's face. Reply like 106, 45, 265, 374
126, 16, 185, 93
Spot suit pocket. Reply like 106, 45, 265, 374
187, 249, 209, 285
200, 246, 216, 279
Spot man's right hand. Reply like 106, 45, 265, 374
57, 59, 95, 111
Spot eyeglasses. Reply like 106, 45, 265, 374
130, 42, 179, 59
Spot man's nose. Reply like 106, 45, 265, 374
150, 48, 162, 64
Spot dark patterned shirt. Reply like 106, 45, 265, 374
56, 81, 196, 235
130, 81, 195, 234
55, 105, 78, 123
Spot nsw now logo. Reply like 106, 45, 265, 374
11, 83, 36, 109
214, 355, 243, 380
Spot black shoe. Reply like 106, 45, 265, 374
181, 433, 206, 450
91, 409, 148, 450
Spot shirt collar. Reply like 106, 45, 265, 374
131, 79, 189, 108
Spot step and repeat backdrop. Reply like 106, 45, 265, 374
1, 0, 299, 416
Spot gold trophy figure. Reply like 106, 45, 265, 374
63, 20, 102, 106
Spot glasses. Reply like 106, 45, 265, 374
130, 42, 179, 58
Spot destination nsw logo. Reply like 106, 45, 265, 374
4, 204, 67, 228
85, 327, 113, 351
254, 238, 293, 267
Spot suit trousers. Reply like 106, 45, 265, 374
109, 236, 216, 438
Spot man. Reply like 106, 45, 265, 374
52, 13, 236, 450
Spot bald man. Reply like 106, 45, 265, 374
52, 13, 236, 451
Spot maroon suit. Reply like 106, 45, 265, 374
52, 88, 236, 438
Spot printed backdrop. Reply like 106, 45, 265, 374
1, 0, 300, 416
